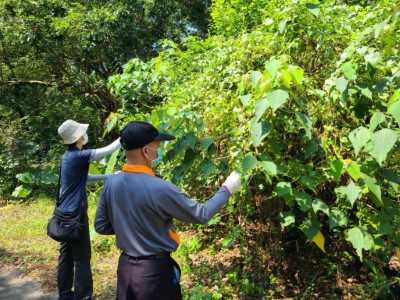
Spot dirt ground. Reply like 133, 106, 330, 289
0, 268, 58, 300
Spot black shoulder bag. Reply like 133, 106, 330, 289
46, 166, 85, 242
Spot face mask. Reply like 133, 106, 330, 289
82, 133, 89, 145
148, 147, 163, 167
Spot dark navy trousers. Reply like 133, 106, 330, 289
57, 214, 92, 300
116, 253, 182, 300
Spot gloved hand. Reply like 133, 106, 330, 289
222, 171, 241, 194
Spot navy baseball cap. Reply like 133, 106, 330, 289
120, 121, 175, 150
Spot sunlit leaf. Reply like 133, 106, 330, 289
289, 66, 304, 84
186, 133, 197, 150
242, 153, 257, 173
312, 198, 329, 215
295, 192, 312, 212
259, 161, 277, 176
340, 62, 357, 80
346, 163, 361, 181
300, 218, 320, 241
274, 182, 292, 196
267, 89, 289, 112
11, 185, 32, 198
370, 129, 398, 165
330, 159, 343, 182
346, 226, 374, 260
250, 71, 262, 87
345, 181, 360, 207
306, 3, 320, 17
254, 97, 269, 121
278, 19, 288, 34
251, 119, 272, 147
329, 209, 348, 230
240, 94, 252, 106
222, 227, 242, 248
364, 175, 382, 205
335, 76, 348, 93
348, 126, 370, 155
16, 172, 35, 184
200, 138, 214, 150
279, 211, 295, 228
388, 100, 400, 125
369, 112, 385, 132
264, 59, 281, 78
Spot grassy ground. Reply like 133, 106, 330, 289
1, 197, 399, 299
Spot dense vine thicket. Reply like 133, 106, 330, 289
106, 0, 399, 298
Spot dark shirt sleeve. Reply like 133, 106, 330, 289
94, 181, 115, 235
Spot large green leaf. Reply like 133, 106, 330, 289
259, 161, 277, 176
348, 126, 371, 155
11, 185, 32, 198
250, 71, 263, 87
289, 66, 304, 84
267, 89, 289, 112
346, 226, 374, 260
185, 133, 197, 150
300, 218, 320, 241
335, 76, 348, 93
340, 62, 357, 80
330, 159, 343, 182
222, 227, 242, 249
200, 159, 217, 177
388, 100, 400, 125
345, 181, 360, 207
369, 112, 385, 132
296, 112, 312, 140
274, 182, 292, 196
105, 149, 120, 174
370, 129, 398, 165
329, 209, 348, 230
251, 119, 272, 147
254, 97, 269, 121
305, 3, 320, 17
264, 59, 281, 78
240, 94, 252, 106
312, 198, 329, 216
346, 163, 361, 181
200, 138, 214, 150
295, 192, 312, 212
242, 153, 257, 173
16, 172, 35, 184
279, 211, 295, 228
364, 176, 382, 205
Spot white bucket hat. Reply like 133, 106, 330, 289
58, 119, 89, 144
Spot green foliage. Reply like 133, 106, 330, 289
0, 0, 210, 196
108, 0, 400, 296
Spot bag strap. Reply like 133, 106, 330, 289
55, 165, 62, 207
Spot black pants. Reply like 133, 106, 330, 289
117, 253, 182, 300
57, 215, 92, 300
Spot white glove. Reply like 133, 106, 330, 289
222, 171, 241, 194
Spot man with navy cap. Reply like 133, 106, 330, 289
95, 121, 241, 300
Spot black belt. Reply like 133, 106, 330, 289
122, 252, 170, 261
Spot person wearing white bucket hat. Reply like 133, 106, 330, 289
55, 119, 121, 300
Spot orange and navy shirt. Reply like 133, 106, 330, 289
94, 164, 230, 256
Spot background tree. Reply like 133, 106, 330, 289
0, 0, 211, 196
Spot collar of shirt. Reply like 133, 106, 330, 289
122, 164, 155, 176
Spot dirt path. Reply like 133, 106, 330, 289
0, 269, 58, 300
